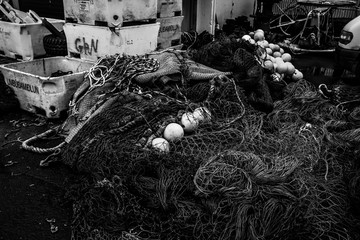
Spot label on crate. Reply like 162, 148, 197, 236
159, 24, 180, 35
64, 23, 160, 61
6, 78, 40, 94
75, 37, 99, 56
78, 0, 92, 12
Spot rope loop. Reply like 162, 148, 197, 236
21, 128, 65, 154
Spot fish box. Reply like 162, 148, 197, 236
0, 56, 93, 118
0, 19, 64, 61
64, 22, 160, 61
157, 16, 183, 50
63, 0, 157, 27
157, 0, 183, 18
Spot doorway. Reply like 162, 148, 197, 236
182, 0, 197, 32
182, 0, 216, 34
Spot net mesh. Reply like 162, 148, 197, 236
57, 45, 360, 239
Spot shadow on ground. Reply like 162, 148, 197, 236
0, 110, 74, 240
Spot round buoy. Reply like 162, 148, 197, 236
273, 44, 280, 51
163, 123, 184, 141
152, 137, 170, 153
269, 43, 275, 51
273, 51, 282, 58
264, 60, 274, 71
262, 40, 269, 48
285, 62, 295, 75
292, 69, 304, 81
181, 113, 199, 133
282, 53, 292, 62
276, 62, 288, 74
266, 48, 273, 56
275, 57, 284, 64
254, 31, 265, 42
241, 35, 251, 41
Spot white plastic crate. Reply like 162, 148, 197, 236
157, 16, 183, 50
157, 0, 183, 18
0, 19, 64, 61
64, 22, 160, 61
0, 56, 93, 118
63, 0, 157, 27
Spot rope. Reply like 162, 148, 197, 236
39, 148, 62, 167
68, 54, 160, 124
20, 55, 159, 163
21, 127, 65, 154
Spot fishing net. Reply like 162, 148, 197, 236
188, 40, 235, 73
62, 86, 248, 240
188, 33, 258, 75
52, 49, 360, 240
62, 74, 247, 169
60, 51, 232, 142
187, 33, 279, 115
349, 170, 360, 213
181, 30, 214, 50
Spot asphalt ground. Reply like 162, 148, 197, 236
0, 110, 75, 240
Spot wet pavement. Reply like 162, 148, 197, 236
0, 110, 74, 240
0, 51, 358, 240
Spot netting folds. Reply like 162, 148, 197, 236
56, 45, 360, 239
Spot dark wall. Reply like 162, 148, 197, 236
182, 0, 197, 32
19, 0, 64, 20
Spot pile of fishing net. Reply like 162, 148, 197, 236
29, 38, 357, 239
181, 30, 214, 51
186, 33, 279, 114
54, 48, 360, 239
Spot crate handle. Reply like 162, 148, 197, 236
28, 9, 42, 22
29, 10, 66, 39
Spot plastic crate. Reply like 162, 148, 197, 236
157, 0, 183, 18
0, 19, 64, 61
157, 16, 183, 50
63, 0, 157, 27
64, 22, 160, 61
0, 56, 93, 118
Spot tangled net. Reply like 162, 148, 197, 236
187, 34, 278, 115
54, 48, 360, 240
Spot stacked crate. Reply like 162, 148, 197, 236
157, 0, 184, 50
61, 0, 160, 61
0, 18, 64, 61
